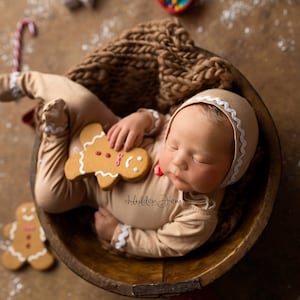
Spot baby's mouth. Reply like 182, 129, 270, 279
173, 174, 184, 182
169, 171, 184, 183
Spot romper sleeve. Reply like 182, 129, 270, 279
110, 198, 218, 258
137, 108, 165, 137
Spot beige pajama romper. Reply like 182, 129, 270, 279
0, 71, 225, 258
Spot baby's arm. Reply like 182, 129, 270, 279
107, 109, 164, 151
95, 204, 217, 258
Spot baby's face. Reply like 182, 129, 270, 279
159, 105, 233, 194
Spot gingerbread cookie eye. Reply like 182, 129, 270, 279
65, 123, 151, 190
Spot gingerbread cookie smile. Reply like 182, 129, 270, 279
64, 123, 151, 190
21, 206, 36, 221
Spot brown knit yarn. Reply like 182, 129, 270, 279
67, 19, 233, 117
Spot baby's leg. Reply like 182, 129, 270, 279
0, 71, 120, 136
34, 99, 90, 213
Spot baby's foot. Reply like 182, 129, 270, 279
43, 99, 69, 135
0, 73, 24, 101
80, 0, 96, 8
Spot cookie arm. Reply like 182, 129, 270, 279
3, 222, 14, 239
64, 153, 83, 181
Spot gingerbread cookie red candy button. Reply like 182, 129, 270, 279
64, 123, 152, 190
1, 202, 55, 271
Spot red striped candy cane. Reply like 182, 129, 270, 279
12, 18, 37, 72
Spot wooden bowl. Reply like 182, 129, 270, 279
31, 50, 281, 298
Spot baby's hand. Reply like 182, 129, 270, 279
107, 112, 151, 151
94, 208, 119, 241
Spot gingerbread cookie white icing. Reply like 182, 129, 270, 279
1, 202, 55, 270
64, 123, 151, 190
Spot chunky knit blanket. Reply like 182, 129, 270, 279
67, 19, 233, 116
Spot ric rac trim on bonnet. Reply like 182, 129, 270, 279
187, 95, 247, 185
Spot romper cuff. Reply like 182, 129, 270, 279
9, 72, 24, 98
44, 125, 68, 135
113, 224, 131, 251
137, 108, 161, 136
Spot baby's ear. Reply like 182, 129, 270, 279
80, 123, 105, 144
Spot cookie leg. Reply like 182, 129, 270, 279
2, 249, 25, 270
29, 250, 55, 271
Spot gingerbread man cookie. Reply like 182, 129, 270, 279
65, 123, 151, 190
1, 202, 55, 270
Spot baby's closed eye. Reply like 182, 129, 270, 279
166, 142, 178, 151
192, 155, 213, 165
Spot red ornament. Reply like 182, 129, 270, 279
154, 164, 164, 176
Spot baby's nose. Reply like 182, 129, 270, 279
172, 152, 188, 170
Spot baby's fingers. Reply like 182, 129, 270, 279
111, 128, 130, 151
107, 125, 122, 149
123, 131, 143, 151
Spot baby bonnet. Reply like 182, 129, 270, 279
166, 88, 259, 187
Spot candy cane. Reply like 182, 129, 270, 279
12, 18, 37, 72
